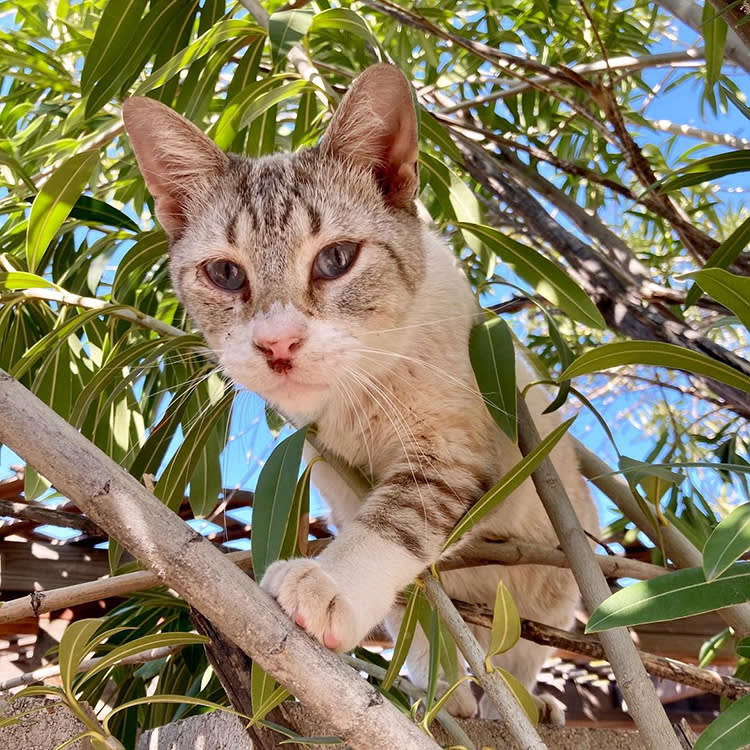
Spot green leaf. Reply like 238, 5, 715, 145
693, 693, 750, 750
559, 341, 750, 395
702, 1, 728, 90
657, 150, 750, 193
211, 74, 296, 149
309, 8, 378, 44
586, 562, 750, 633
703, 503, 750, 580
58, 618, 103, 694
154, 378, 233, 511
238, 80, 309, 132
381, 584, 420, 690
84, 0, 185, 116
133, 19, 262, 96
81, 0, 149, 93
252, 426, 309, 581
485, 580, 521, 671
278, 458, 317, 559
682, 269, 750, 329
26, 151, 98, 272
457, 222, 605, 328
0, 271, 61, 291
268, 9, 314, 66
68, 196, 139, 232
469, 316, 517, 440
103, 695, 244, 733
444, 416, 576, 548
250, 662, 290, 723
83, 632, 208, 685
685, 216, 750, 307
494, 667, 539, 725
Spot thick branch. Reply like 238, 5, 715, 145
457, 136, 750, 420
0, 370, 439, 750
515, 395, 682, 750
653, 0, 750, 71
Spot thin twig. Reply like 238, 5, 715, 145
0, 645, 184, 692
450, 601, 750, 702
422, 575, 548, 750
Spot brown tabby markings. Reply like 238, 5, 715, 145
123, 63, 598, 721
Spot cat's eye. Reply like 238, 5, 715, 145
312, 241, 360, 280
203, 259, 247, 291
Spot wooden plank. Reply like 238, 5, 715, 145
0, 541, 109, 592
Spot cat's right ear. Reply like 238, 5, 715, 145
122, 98, 229, 240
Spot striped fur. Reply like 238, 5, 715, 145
124, 64, 598, 720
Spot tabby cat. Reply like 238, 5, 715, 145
123, 64, 598, 720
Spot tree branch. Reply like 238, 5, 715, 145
0, 370, 440, 750
515, 395, 683, 750
653, 0, 750, 71
572, 437, 750, 638
422, 574, 549, 750
450, 603, 750, 702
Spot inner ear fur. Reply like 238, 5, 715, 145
320, 64, 419, 209
122, 97, 229, 240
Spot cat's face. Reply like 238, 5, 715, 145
124, 65, 423, 420
168, 150, 424, 418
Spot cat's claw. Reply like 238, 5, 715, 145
261, 558, 360, 652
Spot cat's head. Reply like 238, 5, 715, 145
123, 65, 426, 421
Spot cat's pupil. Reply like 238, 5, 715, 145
204, 259, 246, 291
313, 241, 359, 280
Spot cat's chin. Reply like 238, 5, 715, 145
254, 377, 331, 422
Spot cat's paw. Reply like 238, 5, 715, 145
534, 693, 565, 726
443, 681, 478, 719
261, 559, 360, 652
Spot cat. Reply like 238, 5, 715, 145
123, 63, 598, 721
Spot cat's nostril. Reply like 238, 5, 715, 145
253, 335, 304, 361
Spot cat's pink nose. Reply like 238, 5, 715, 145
253, 334, 304, 361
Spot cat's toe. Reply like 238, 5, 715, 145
260, 559, 359, 652
534, 693, 565, 726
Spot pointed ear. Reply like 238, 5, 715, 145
122, 97, 229, 240
320, 64, 419, 209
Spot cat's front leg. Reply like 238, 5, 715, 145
260, 521, 429, 652
261, 464, 482, 651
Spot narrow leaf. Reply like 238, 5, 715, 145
685, 215, 750, 307
251, 662, 289, 722
457, 222, 605, 328
268, 9, 314, 65
560, 341, 750, 394
693, 693, 750, 750
68, 196, 139, 232
26, 151, 98, 272
683, 269, 750, 330
657, 150, 750, 193
495, 667, 539, 724
444, 416, 576, 548
703, 503, 750, 580
586, 562, 750, 633
470, 316, 517, 440
59, 618, 103, 694
252, 426, 309, 581
485, 580, 521, 671
382, 584, 420, 690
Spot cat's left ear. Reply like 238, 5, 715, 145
321, 64, 419, 209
